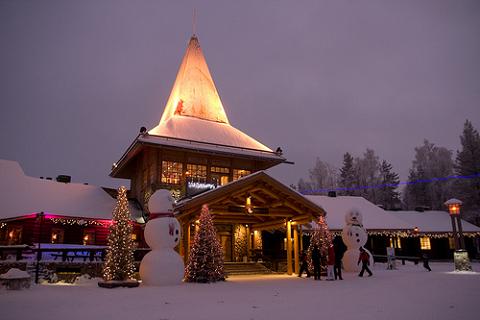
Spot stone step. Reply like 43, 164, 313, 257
224, 263, 274, 275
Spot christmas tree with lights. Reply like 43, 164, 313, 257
99, 186, 137, 287
184, 204, 225, 283
307, 215, 333, 273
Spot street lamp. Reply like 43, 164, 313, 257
444, 199, 472, 271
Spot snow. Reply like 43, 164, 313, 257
0, 268, 30, 280
147, 116, 277, 155
1, 262, 479, 320
0, 159, 143, 221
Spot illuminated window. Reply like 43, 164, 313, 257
211, 166, 229, 174
389, 237, 401, 249
186, 164, 207, 182
83, 230, 95, 245
233, 169, 251, 181
51, 228, 64, 244
448, 237, 456, 249
7, 226, 22, 245
420, 237, 431, 250
161, 161, 183, 184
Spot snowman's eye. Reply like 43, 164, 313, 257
356, 233, 359, 236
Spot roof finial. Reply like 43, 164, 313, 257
193, 8, 197, 36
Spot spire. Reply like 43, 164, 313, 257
159, 35, 229, 125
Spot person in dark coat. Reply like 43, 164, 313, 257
298, 250, 311, 278
422, 252, 431, 271
334, 245, 344, 280
357, 247, 372, 277
311, 246, 321, 280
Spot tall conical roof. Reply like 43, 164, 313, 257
149, 35, 274, 152
158, 35, 229, 124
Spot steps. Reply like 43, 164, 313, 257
224, 262, 274, 276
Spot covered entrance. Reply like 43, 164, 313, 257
175, 172, 325, 274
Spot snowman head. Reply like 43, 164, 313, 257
144, 217, 181, 249
341, 225, 367, 249
345, 208, 363, 226
148, 189, 174, 214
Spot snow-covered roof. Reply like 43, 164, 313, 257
391, 211, 480, 233
0, 159, 143, 222
306, 195, 412, 230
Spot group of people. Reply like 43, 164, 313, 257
299, 246, 373, 280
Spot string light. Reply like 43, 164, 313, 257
184, 204, 225, 283
102, 186, 136, 282
307, 216, 333, 274
49, 218, 104, 226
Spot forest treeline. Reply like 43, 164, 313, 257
297, 120, 480, 223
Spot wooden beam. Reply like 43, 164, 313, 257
251, 220, 287, 231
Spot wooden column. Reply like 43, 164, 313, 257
286, 220, 293, 275
186, 223, 191, 263
293, 225, 299, 274
246, 225, 251, 261
299, 228, 303, 251
179, 222, 185, 257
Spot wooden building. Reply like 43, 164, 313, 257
110, 35, 326, 274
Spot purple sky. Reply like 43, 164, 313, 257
1, 0, 479, 190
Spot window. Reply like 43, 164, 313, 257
186, 164, 207, 182
211, 166, 229, 186
161, 161, 183, 184
7, 226, 22, 245
233, 169, 251, 181
51, 228, 64, 244
389, 237, 402, 249
83, 230, 96, 245
211, 166, 229, 174
420, 237, 431, 250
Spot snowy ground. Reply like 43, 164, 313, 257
1, 262, 479, 320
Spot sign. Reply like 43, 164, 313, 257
186, 181, 216, 197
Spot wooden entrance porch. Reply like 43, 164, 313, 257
174, 172, 325, 275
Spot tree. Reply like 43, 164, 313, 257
184, 204, 225, 283
102, 186, 136, 282
403, 140, 455, 210
354, 149, 381, 203
339, 152, 357, 196
377, 160, 401, 209
307, 216, 333, 273
455, 120, 480, 219
309, 158, 338, 192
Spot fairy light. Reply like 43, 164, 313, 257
49, 218, 104, 226
307, 216, 333, 274
184, 204, 225, 283
102, 186, 136, 282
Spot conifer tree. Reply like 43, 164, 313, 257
455, 120, 480, 216
102, 186, 136, 282
184, 204, 225, 283
339, 152, 357, 195
307, 216, 333, 273
377, 160, 400, 209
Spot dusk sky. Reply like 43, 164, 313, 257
1, 0, 479, 190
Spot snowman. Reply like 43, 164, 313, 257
341, 209, 373, 272
139, 190, 184, 286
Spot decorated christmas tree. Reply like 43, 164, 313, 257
102, 186, 136, 282
184, 204, 225, 283
307, 215, 333, 273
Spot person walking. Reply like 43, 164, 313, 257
326, 245, 335, 280
422, 252, 431, 272
298, 250, 311, 278
334, 242, 344, 280
358, 247, 372, 277
312, 246, 321, 280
